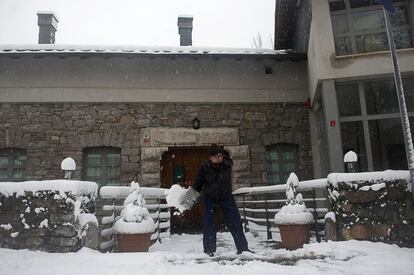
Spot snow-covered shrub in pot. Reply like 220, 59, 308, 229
113, 183, 155, 252
274, 173, 314, 250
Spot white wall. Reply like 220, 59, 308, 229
308, 0, 414, 102
0, 54, 308, 103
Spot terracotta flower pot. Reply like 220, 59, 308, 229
278, 224, 311, 250
116, 232, 152, 252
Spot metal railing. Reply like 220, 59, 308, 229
232, 179, 329, 242
98, 186, 171, 251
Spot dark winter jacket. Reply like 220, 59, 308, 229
193, 156, 233, 200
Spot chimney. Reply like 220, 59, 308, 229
177, 15, 193, 46
37, 12, 59, 44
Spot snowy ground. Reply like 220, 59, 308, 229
1, 232, 414, 275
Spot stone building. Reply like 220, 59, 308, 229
2, 0, 414, 204
0, 11, 312, 199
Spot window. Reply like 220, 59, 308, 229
266, 144, 298, 185
404, 78, 414, 111
329, 0, 412, 55
329, 0, 346, 11
341, 121, 368, 171
337, 78, 414, 117
331, 14, 349, 34
349, 0, 372, 9
369, 118, 407, 170
82, 147, 121, 187
336, 83, 361, 116
336, 76, 414, 171
364, 80, 400, 114
352, 9, 385, 31
0, 148, 26, 181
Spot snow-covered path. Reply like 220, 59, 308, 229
1, 232, 414, 275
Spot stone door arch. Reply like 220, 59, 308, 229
138, 127, 251, 189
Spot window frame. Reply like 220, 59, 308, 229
0, 148, 27, 182
336, 77, 414, 171
82, 146, 121, 187
266, 143, 299, 185
330, 0, 412, 55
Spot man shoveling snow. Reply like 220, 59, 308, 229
166, 144, 252, 257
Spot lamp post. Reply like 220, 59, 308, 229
381, 2, 414, 196
61, 157, 76, 180
192, 116, 200, 130
344, 151, 358, 173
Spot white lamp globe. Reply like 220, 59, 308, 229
61, 157, 76, 171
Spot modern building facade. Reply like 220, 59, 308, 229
303, 0, 414, 177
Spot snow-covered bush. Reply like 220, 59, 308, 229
113, 183, 155, 234
0, 180, 98, 252
72, 198, 98, 240
327, 170, 414, 245
274, 173, 314, 225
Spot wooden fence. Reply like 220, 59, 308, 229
232, 179, 329, 242
99, 186, 171, 251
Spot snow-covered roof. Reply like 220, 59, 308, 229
0, 44, 299, 58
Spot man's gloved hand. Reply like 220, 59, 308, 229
179, 187, 200, 210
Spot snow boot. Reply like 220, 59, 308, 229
237, 249, 254, 255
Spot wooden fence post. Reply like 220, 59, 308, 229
264, 193, 272, 240
312, 190, 321, 243
242, 194, 248, 233
157, 198, 161, 243
112, 198, 117, 252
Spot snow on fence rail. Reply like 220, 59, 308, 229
99, 186, 170, 251
100, 186, 167, 200
232, 178, 328, 242
233, 178, 328, 195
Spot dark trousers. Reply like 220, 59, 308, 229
203, 195, 248, 253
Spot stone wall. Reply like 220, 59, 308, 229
0, 103, 313, 188
328, 174, 414, 247
0, 187, 97, 252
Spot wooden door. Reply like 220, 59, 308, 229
161, 147, 221, 233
